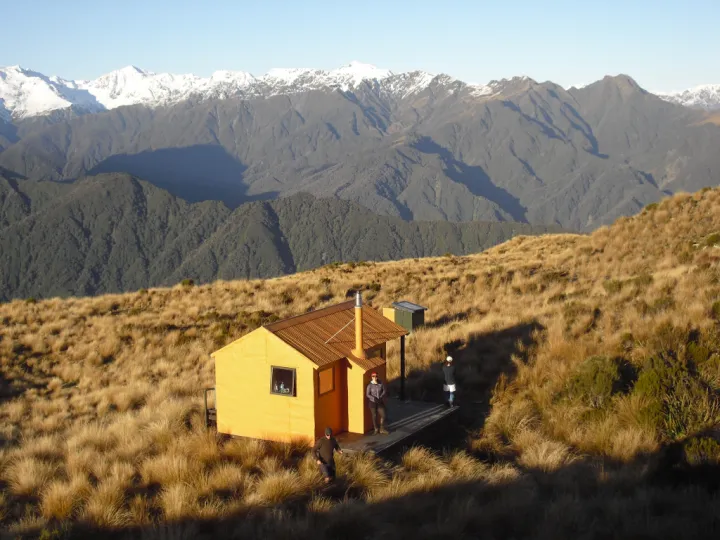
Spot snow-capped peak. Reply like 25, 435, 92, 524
330, 61, 393, 85
656, 84, 720, 110
0, 64, 99, 119
260, 62, 393, 92
121, 65, 148, 75
263, 67, 316, 83
0, 62, 411, 119
0, 62, 597, 120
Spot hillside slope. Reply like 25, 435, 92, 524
1, 187, 719, 538
0, 172, 559, 301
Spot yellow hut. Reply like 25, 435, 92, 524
210, 292, 408, 443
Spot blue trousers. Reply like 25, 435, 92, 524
319, 463, 336, 479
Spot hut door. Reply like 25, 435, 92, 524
316, 361, 349, 436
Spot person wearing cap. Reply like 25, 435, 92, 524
366, 372, 388, 434
443, 356, 456, 407
313, 427, 343, 484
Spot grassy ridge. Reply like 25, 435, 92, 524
1, 188, 720, 538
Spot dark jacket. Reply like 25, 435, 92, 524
443, 364, 456, 385
366, 381, 386, 403
313, 436, 341, 466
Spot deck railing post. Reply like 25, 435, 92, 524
400, 335, 406, 401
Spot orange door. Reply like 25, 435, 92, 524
314, 360, 349, 437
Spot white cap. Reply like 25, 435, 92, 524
446, 356, 453, 362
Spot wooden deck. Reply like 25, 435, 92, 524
335, 399, 459, 454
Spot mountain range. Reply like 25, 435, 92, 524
2, 63, 719, 120
2, 63, 720, 229
0, 171, 561, 301
1, 61, 720, 301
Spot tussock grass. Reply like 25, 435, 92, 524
40, 477, 91, 520
1, 187, 720, 537
6, 457, 58, 496
81, 480, 131, 527
245, 470, 306, 506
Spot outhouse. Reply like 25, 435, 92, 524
210, 292, 408, 443
382, 300, 427, 333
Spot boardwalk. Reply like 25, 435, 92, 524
335, 398, 459, 454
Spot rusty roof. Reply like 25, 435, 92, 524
264, 300, 408, 368
348, 354, 386, 371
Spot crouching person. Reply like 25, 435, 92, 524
313, 427, 343, 484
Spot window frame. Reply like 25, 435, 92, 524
270, 366, 297, 397
317, 365, 335, 396
368, 346, 384, 359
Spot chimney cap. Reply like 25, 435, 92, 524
355, 290, 362, 307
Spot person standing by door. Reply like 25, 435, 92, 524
443, 355, 456, 407
366, 372, 388, 434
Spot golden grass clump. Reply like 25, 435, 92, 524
245, 469, 306, 506
40, 477, 91, 520
6, 457, 58, 496
159, 483, 196, 521
338, 452, 388, 495
80, 480, 131, 527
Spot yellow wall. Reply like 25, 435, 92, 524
213, 328, 316, 443
382, 307, 396, 323
314, 359, 347, 438
347, 344, 387, 434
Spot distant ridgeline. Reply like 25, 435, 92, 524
2, 68, 719, 234
0, 173, 563, 301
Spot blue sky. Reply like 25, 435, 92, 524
3, 0, 718, 91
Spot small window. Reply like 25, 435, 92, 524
271, 366, 296, 396
318, 366, 335, 395
368, 347, 383, 359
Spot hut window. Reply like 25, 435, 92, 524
318, 366, 334, 395
270, 366, 296, 396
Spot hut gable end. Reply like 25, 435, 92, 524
212, 327, 315, 367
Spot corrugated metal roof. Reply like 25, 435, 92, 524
391, 300, 428, 312
265, 300, 408, 368
349, 354, 386, 371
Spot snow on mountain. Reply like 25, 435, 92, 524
0, 65, 103, 119
258, 61, 394, 94
657, 84, 720, 110
80, 66, 195, 109
328, 61, 392, 88
383, 71, 436, 98
2, 62, 394, 119
0, 61, 539, 120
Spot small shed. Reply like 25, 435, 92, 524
383, 301, 428, 333
210, 293, 408, 443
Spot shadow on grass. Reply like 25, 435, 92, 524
379, 320, 544, 457
36, 449, 720, 540
391, 320, 545, 408
0, 359, 39, 407
421, 307, 487, 330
